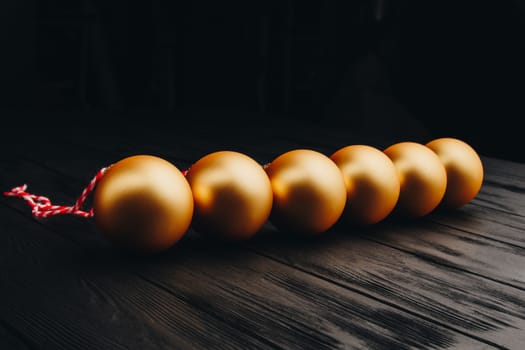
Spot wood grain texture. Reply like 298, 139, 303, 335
2, 120, 524, 349
428, 204, 525, 249
362, 219, 525, 289
0, 199, 289, 350
246, 228, 525, 349
0, 160, 490, 350
42, 125, 525, 336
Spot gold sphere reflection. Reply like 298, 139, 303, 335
426, 137, 484, 208
383, 142, 447, 218
265, 149, 347, 235
331, 145, 400, 225
186, 151, 273, 240
93, 155, 194, 254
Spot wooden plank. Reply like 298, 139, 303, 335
1, 159, 279, 349
474, 181, 525, 218
9, 124, 523, 347
0, 160, 492, 349
2, 206, 305, 349
0, 206, 188, 350
429, 204, 525, 249
1, 164, 293, 349
362, 218, 525, 290
481, 157, 525, 179
246, 227, 525, 349
130, 238, 492, 350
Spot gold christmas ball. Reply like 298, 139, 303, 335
265, 149, 347, 235
186, 151, 273, 240
383, 142, 447, 218
426, 137, 484, 208
330, 145, 400, 225
93, 155, 194, 254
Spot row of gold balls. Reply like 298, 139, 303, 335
93, 137, 484, 254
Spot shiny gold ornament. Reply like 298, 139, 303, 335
265, 149, 347, 235
93, 155, 194, 254
426, 137, 484, 208
383, 142, 447, 218
186, 151, 273, 240
330, 145, 400, 225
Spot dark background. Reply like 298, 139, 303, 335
1, 0, 524, 162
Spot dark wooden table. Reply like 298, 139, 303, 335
1, 115, 524, 349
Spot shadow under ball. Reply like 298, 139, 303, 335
265, 149, 347, 235
186, 151, 273, 241
426, 137, 484, 208
93, 155, 194, 254
384, 142, 447, 218
331, 145, 400, 226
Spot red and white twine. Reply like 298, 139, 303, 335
3, 166, 109, 218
